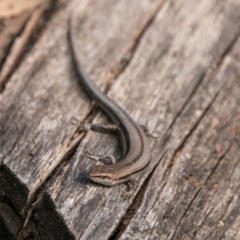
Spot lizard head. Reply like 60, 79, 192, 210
88, 165, 121, 186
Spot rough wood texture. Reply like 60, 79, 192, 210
0, 0, 55, 91
0, 0, 240, 239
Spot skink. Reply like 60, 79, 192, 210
68, 16, 151, 187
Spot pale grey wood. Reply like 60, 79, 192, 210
33, 0, 240, 239
120, 39, 240, 240
0, 0, 88, 215
0, 0, 167, 238
1, 0, 240, 239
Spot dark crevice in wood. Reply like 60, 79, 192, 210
12, 0, 168, 232
17, 21, 101, 216
0, 178, 25, 235
205, 29, 240, 88
0, 202, 24, 239
217, 196, 235, 240
193, 205, 215, 240
17, 39, 111, 238
109, 152, 166, 240
140, 147, 175, 220
18, 193, 75, 240
158, 84, 227, 237
165, 27, 240, 141
206, 195, 235, 240
158, 82, 231, 239
216, 28, 240, 67
103, 0, 166, 93
0, 0, 58, 93
166, 31, 240, 140
0, 59, 46, 213
228, 157, 240, 184
23, 134, 83, 213
0, 195, 24, 226
1, 0, 240, 238
87, 28, 240, 239
78, 3, 169, 235
191, 144, 237, 239
78, 205, 104, 240
109, 74, 225, 240
158, 87, 221, 206
17, 102, 100, 236
196, 156, 240, 238
166, 70, 206, 135
17, 142, 81, 238
65, 1, 172, 231
170, 187, 202, 240
204, 139, 234, 185
221, 194, 240, 239
0, 165, 29, 216
18, 101, 96, 234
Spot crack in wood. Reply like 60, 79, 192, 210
2, 0, 240, 238
170, 187, 202, 240
145, 86, 223, 228
3, 0, 170, 235
162, 88, 220, 188
203, 195, 235, 240
116, 69, 228, 239
25, 133, 84, 211
102, 0, 166, 94
109, 151, 167, 240
190, 143, 239, 239
205, 29, 240, 89
204, 139, 235, 185
17, 105, 106, 236
166, 70, 206, 134
217, 197, 235, 240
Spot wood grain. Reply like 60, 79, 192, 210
0, 0, 240, 239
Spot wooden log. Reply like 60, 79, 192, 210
0, 0, 240, 239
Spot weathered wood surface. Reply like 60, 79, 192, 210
0, 0, 53, 92
1, 0, 240, 239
